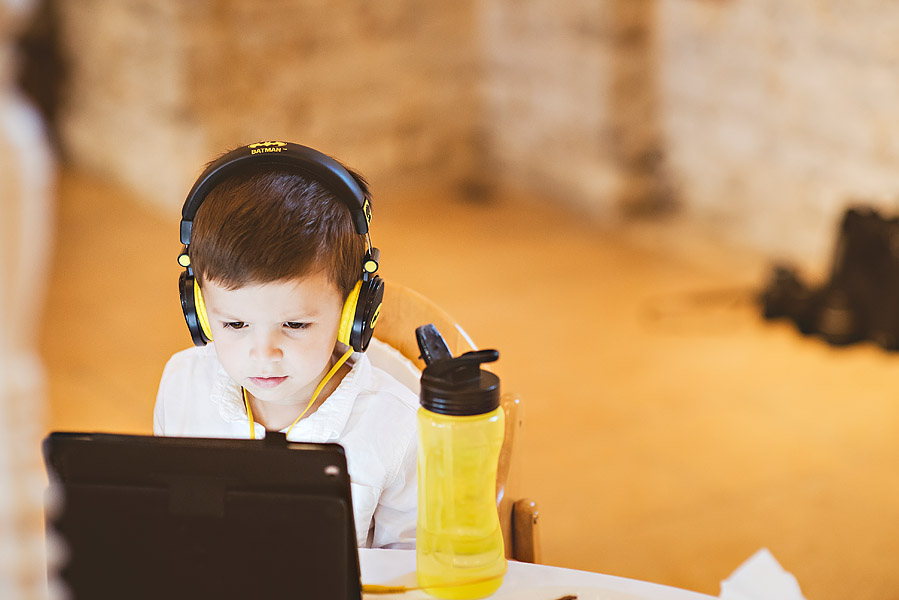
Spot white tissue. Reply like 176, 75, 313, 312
719, 548, 806, 600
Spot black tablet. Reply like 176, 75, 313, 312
43, 431, 361, 600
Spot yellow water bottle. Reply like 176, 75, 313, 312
417, 349, 506, 599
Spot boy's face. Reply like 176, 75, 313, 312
200, 272, 345, 406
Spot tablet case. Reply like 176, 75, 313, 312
43, 432, 362, 600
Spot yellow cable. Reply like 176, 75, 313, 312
361, 569, 508, 595
361, 584, 410, 594
286, 348, 354, 438
242, 348, 354, 440
242, 387, 255, 440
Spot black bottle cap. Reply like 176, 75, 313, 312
420, 350, 500, 416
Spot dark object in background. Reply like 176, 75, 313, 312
16, 0, 67, 150
761, 206, 899, 350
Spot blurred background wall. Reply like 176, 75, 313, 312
657, 0, 899, 269
33, 0, 899, 271
52, 0, 674, 221
55, 0, 484, 213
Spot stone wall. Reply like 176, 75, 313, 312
479, 0, 899, 266
54, 1, 899, 266
478, 0, 670, 218
658, 0, 899, 268
57, 0, 482, 213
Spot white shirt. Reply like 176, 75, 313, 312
154, 341, 419, 549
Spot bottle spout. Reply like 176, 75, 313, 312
425, 350, 499, 387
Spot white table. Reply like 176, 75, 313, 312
359, 549, 716, 600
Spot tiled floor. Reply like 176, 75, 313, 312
41, 167, 899, 599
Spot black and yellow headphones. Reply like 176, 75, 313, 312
177, 141, 384, 353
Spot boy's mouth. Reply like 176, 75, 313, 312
249, 376, 288, 389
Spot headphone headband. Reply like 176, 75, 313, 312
180, 141, 372, 245
177, 140, 383, 352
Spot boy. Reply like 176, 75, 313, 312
154, 142, 418, 549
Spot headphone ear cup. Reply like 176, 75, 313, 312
179, 270, 212, 346
351, 276, 384, 353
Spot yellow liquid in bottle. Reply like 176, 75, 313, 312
417, 407, 506, 599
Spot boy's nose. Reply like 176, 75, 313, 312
250, 334, 283, 362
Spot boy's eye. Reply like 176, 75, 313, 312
224, 322, 246, 330
284, 322, 310, 330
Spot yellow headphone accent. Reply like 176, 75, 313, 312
337, 281, 362, 347
194, 279, 214, 342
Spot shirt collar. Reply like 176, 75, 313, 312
209, 357, 246, 424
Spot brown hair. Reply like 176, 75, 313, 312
189, 163, 370, 300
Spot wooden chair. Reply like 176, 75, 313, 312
368, 280, 542, 563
